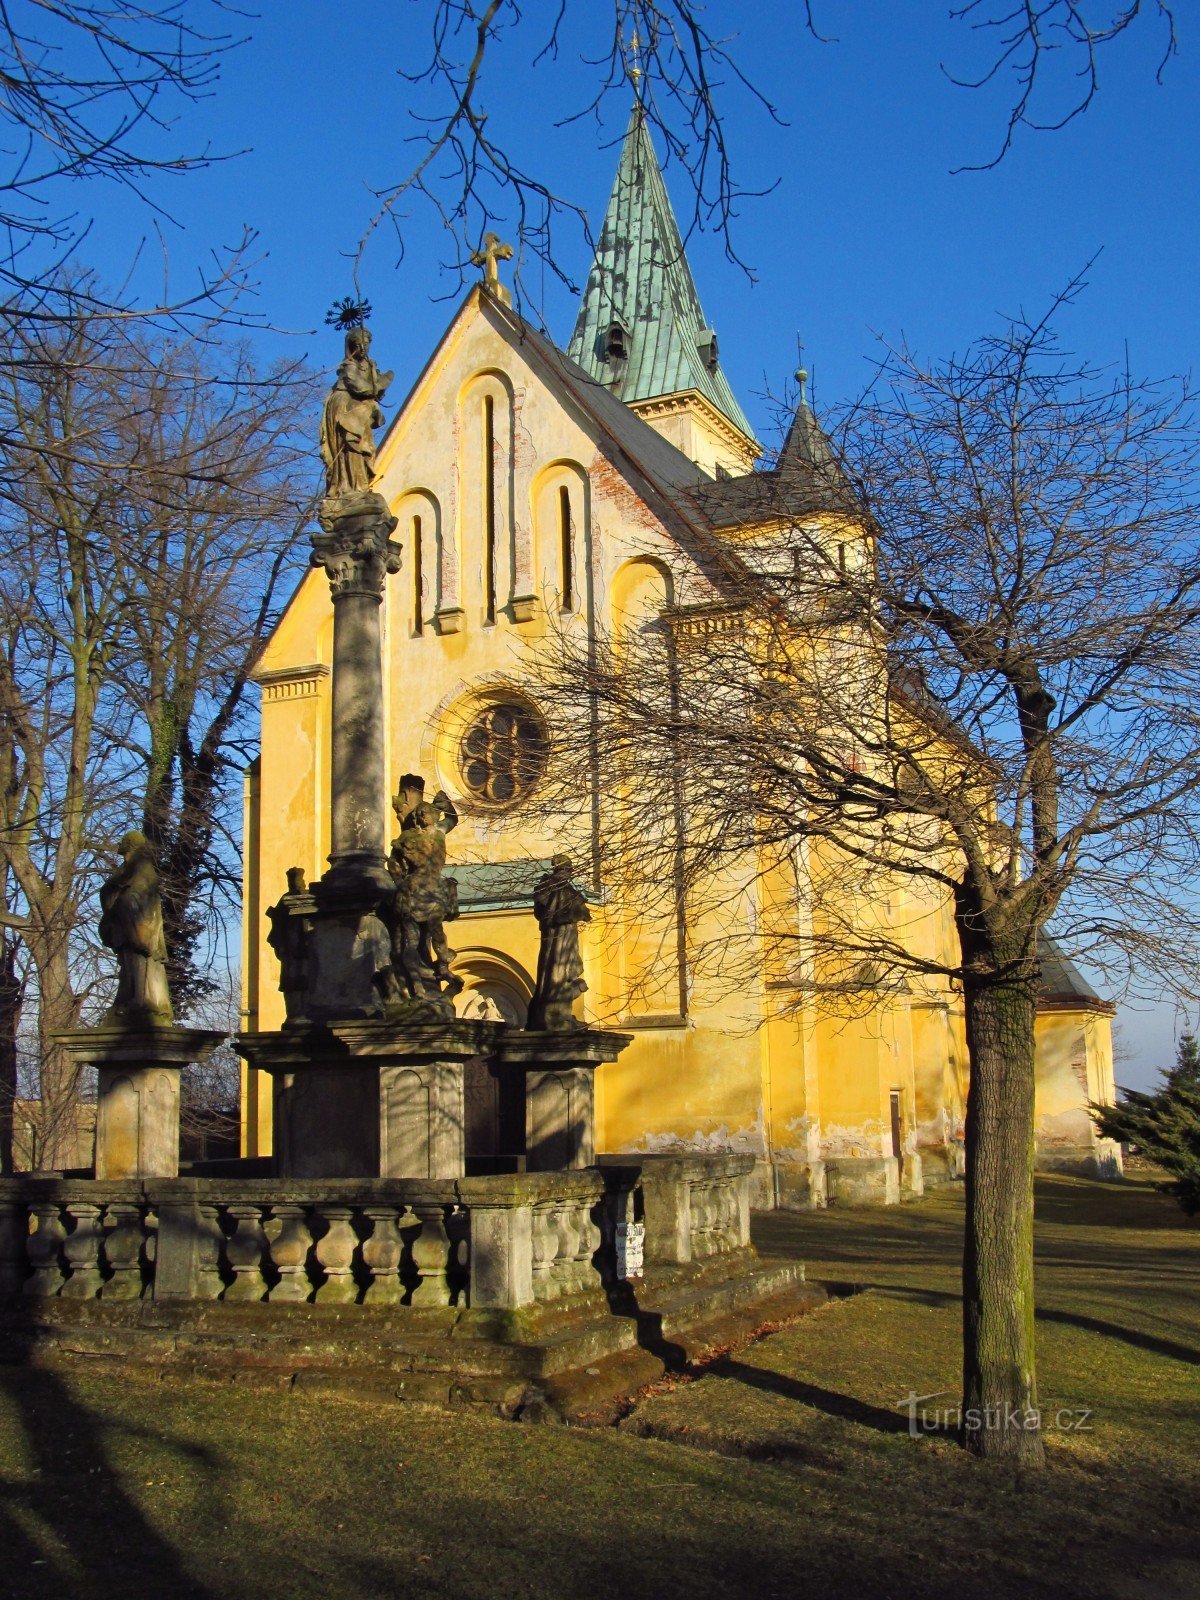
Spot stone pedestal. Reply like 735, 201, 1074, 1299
237, 1018, 495, 1180
55, 1027, 224, 1179
494, 1030, 631, 1172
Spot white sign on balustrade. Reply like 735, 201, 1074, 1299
614, 1220, 645, 1281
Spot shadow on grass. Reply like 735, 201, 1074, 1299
702, 1353, 915, 1435
0, 1301, 221, 1600
833, 1281, 1200, 1368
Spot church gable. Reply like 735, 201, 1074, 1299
256, 286, 754, 690
371, 287, 741, 641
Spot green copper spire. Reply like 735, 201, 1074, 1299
567, 105, 758, 446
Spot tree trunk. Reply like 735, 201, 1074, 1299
0, 937, 19, 1174
32, 936, 83, 1171
959, 923, 1044, 1464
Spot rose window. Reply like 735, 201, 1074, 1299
459, 701, 547, 806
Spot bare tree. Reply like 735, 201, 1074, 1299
179, 967, 243, 1164
0, 303, 315, 1167
358, 1, 1176, 299
530, 292, 1200, 1462
0, 2, 255, 320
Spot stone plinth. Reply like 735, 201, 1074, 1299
305, 906, 392, 1023
493, 1030, 631, 1172
55, 1027, 224, 1180
237, 1018, 496, 1180
824, 1155, 901, 1207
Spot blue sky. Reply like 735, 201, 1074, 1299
67, 2, 1199, 1086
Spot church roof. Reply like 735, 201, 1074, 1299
779, 395, 840, 480
567, 103, 758, 447
488, 295, 754, 592
1037, 935, 1104, 1002
686, 394, 856, 529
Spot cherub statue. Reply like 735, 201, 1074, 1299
98, 831, 173, 1026
385, 801, 463, 1007
390, 772, 458, 847
527, 854, 590, 1030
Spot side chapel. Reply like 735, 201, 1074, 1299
242, 106, 1120, 1206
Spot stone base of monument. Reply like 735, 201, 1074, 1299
236, 1018, 496, 1180
0, 1155, 824, 1420
55, 1027, 225, 1180
303, 905, 391, 1022
493, 1029, 632, 1171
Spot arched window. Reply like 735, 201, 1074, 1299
483, 394, 497, 624
558, 485, 574, 612
411, 513, 424, 635
532, 461, 588, 617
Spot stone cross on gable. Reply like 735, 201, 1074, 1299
472, 232, 514, 306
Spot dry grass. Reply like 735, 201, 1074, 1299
0, 1174, 1195, 1600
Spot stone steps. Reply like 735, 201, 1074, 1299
0, 1252, 826, 1418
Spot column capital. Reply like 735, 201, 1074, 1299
312, 491, 402, 599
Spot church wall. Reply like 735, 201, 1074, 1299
1034, 1004, 1122, 1177
243, 290, 1117, 1208
243, 576, 336, 1154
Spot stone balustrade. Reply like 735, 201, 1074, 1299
0, 1154, 754, 1313
598, 1152, 753, 1266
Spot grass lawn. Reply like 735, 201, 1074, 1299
0, 1174, 1195, 1600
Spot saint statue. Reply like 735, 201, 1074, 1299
98, 831, 173, 1026
527, 854, 590, 1030
385, 801, 463, 1007
266, 867, 313, 1023
319, 325, 394, 498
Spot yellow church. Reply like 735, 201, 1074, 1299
242, 106, 1120, 1207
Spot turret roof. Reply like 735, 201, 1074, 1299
567, 103, 758, 447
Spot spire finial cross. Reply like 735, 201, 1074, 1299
626, 27, 643, 92
471, 231, 514, 305
795, 332, 809, 407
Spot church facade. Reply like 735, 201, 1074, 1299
241, 108, 1120, 1206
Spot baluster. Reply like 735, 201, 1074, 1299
60, 1203, 104, 1299
530, 1203, 558, 1299
722, 1180, 738, 1249
707, 1181, 726, 1253
703, 1182, 720, 1255
445, 1205, 470, 1305
722, 1180, 742, 1250
195, 1204, 226, 1299
0, 1202, 29, 1295
408, 1206, 452, 1306
689, 1182, 712, 1259
553, 1202, 581, 1296
100, 1204, 147, 1299
362, 1206, 404, 1304
708, 1182, 724, 1253
574, 1200, 601, 1292
24, 1203, 67, 1296
267, 1204, 313, 1303
223, 1204, 267, 1302
313, 1206, 359, 1304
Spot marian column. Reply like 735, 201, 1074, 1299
311, 498, 400, 899
312, 315, 401, 904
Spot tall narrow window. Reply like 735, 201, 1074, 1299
483, 395, 496, 623
411, 514, 423, 635
558, 485, 574, 611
